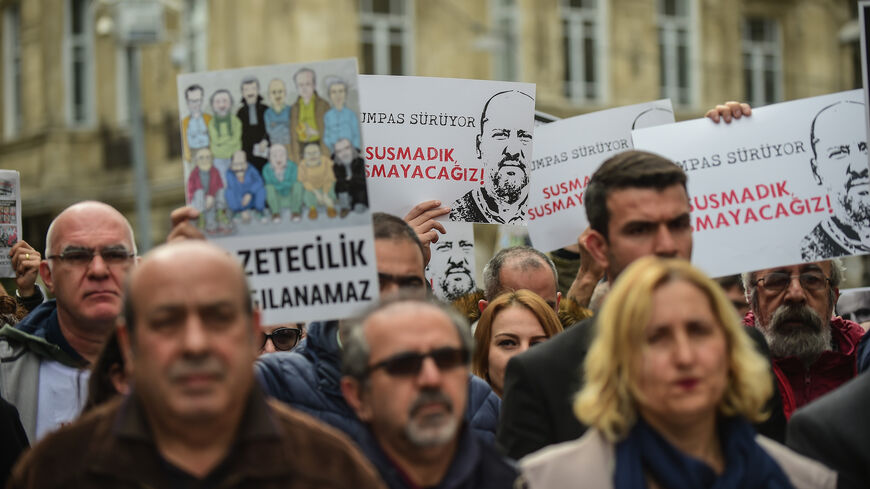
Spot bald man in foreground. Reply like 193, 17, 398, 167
0, 201, 137, 442
9, 241, 384, 489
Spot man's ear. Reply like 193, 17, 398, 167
250, 308, 262, 353
478, 299, 488, 314
555, 291, 562, 311
340, 377, 372, 421
39, 261, 54, 295
810, 157, 822, 185
584, 230, 610, 274
475, 133, 482, 159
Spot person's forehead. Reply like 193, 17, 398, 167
375, 238, 424, 276
500, 261, 556, 296
53, 210, 132, 251
132, 250, 245, 312
365, 304, 459, 357
606, 184, 689, 223
815, 106, 865, 144
187, 90, 202, 99
482, 93, 534, 130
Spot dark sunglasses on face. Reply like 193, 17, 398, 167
261, 327, 302, 351
365, 347, 469, 377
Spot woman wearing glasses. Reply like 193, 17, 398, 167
259, 323, 305, 354
519, 257, 836, 489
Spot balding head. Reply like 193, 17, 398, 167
45, 201, 136, 258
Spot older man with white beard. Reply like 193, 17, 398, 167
742, 259, 865, 419
340, 296, 518, 489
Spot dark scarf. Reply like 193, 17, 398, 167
613, 416, 794, 489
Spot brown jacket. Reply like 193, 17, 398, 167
8, 386, 386, 489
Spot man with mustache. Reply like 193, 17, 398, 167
0, 202, 136, 442
8, 241, 385, 488
801, 101, 870, 260
450, 90, 534, 224
340, 295, 518, 489
742, 259, 865, 419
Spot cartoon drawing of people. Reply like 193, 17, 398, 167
237, 76, 271, 173
298, 141, 337, 220
188, 147, 232, 234
801, 100, 870, 259
262, 144, 303, 223
181, 84, 211, 163
331, 137, 368, 217
450, 90, 534, 224
322, 76, 361, 152
289, 67, 330, 162
225, 150, 268, 224
207, 89, 242, 187
264, 79, 291, 148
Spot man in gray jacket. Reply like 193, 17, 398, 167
0, 201, 136, 441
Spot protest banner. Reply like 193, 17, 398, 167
527, 100, 674, 252
359, 75, 536, 225
177, 59, 378, 323
0, 171, 21, 277
632, 90, 869, 277
860, 1, 870, 150
424, 222, 476, 302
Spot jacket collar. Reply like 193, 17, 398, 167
0, 300, 86, 367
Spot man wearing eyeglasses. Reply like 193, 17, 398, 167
340, 296, 518, 488
0, 201, 137, 442
742, 259, 865, 419
258, 323, 304, 354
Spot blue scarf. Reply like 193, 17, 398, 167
613, 416, 794, 489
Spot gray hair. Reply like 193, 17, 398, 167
324, 75, 346, 92
741, 258, 845, 314
482, 246, 558, 301
240, 76, 259, 91
340, 293, 473, 382
293, 67, 316, 87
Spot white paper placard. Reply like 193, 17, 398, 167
177, 59, 378, 324
527, 100, 674, 251
633, 90, 869, 277
424, 222, 476, 302
0, 171, 21, 278
360, 75, 536, 224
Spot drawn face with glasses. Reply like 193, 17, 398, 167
751, 263, 838, 361
341, 304, 469, 450
259, 324, 303, 354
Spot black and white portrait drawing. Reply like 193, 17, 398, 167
449, 90, 535, 225
800, 100, 870, 260
425, 224, 476, 302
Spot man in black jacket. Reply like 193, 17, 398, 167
497, 148, 785, 460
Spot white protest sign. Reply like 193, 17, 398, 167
177, 58, 378, 324
0, 171, 21, 278
360, 75, 536, 224
632, 90, 869, 277
527, 100, 674, 252
424, 222, 476, 301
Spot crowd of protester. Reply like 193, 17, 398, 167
0, 101, 867, 489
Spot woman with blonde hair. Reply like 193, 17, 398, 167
520, 256, 835, 489
473, 290, 563, 397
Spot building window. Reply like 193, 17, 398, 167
491, 0, 520, 81
3, 4, 22, 139
742, 18, 782, 107
561, 0, 604, 103
182, 0, 208, 73
65, 0, 95, 126
359, 0, 413, 75
658, 0, 693, 106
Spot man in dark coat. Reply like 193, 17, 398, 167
237, 76, 270, 173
